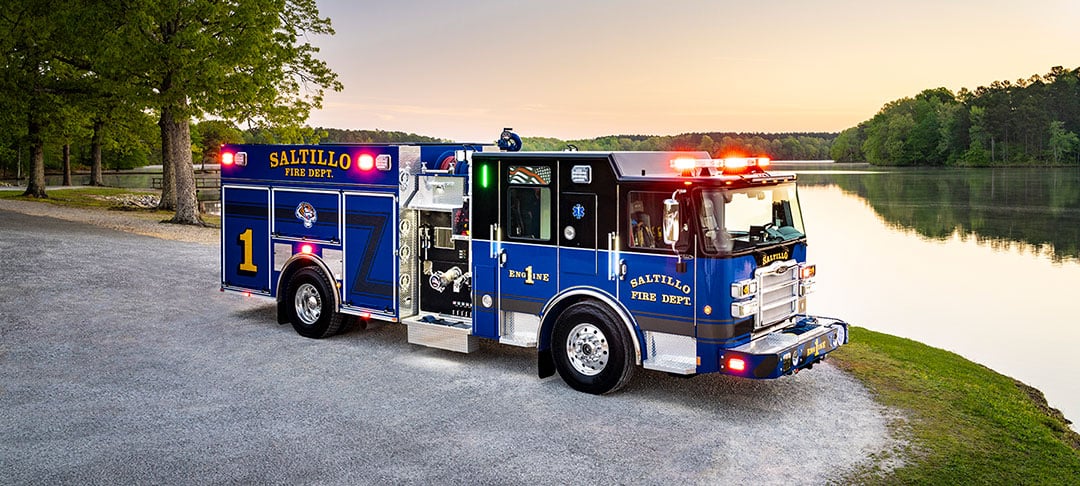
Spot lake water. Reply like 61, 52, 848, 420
793, 166, 1080, 430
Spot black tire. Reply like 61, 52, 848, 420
285, 267, 346, 339
551, 301, 635, 395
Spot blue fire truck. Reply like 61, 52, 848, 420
219, 130, 848, 394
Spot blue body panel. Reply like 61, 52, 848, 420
618, 252, 695, 347
222, 144, 402, 188
222, 186, 272, 294
343, 193, 397, 316
499, 242, 558, 314
272, 189, 340, 242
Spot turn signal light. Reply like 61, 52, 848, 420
800, 264, 816, 279
727, 357, 746, 372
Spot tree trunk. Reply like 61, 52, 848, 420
62, 143, 72, 186
90, 120, 104, 186
22, 115, 47, 198
157, 118, 176, 210
160, 104, 202, 225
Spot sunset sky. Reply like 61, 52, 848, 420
307, 0, 1079, 141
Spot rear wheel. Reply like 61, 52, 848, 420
285, 267, 346, 338
552, 302, 635, 394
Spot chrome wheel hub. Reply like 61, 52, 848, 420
295, 283, 322, 325
566, 323, 609, 376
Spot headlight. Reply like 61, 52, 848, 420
730, 278, 757, 299
731, 299, 758, 318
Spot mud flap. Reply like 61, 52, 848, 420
538, 348, 555, 378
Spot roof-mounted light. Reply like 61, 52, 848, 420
669, 156, 772, 176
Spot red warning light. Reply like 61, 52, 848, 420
727, 357, 746, 372
221, 152, 234, 165
301, 244, 313, 254
358, 154, 375, 171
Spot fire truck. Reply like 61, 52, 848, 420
219, 130, 848, 394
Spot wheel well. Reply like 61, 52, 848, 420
537, 291, 642, 365
275, 256, 339, 323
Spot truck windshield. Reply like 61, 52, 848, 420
696, 183, 805, 254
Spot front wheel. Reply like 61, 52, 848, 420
285, 267, 346, 339
552, 302, 635, 394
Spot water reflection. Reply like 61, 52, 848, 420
797, 179, 1080, 431
798, 168, 1080, 263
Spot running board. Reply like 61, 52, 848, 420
642, 331, 697, 374
403, 314, 477, 353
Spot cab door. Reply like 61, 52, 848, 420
617, 189, 696, 338
497, 163, 558, 334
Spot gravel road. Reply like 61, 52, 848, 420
0, 202, 902, 484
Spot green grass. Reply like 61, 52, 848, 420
831, 327, 1080, 484
1, 187, 220, 227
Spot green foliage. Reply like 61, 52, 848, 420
319, 128, 445, 144
521, 132, 837, 160
1048, 120, 1079, 164
192, 120, 245, 165
832, 327, 1080, 483
830, 126, 864, 162
849, 67, 1080, 165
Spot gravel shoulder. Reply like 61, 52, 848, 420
0, 197, 218, 245
0, 203, 904, 484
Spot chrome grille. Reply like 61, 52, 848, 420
754, 260, 799, 330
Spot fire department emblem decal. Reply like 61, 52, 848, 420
295, 202, 317, 228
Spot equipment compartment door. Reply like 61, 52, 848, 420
222, 186, 271, 294
343, 193, 397, 317
558, 192, 614, 294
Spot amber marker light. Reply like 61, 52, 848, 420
703, 305, 713, 315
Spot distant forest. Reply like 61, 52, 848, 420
9, 67, 1076, 179
832, 66, 1080, 166
520, 132, 835, 160
316, 128, 836, 161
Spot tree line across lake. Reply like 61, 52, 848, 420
2, 62, 1080, 193
833, 66, 1080, 166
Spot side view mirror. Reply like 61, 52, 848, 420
662, 198, 680, 245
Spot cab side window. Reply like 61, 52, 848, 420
507, 166, 552, 241
627, 191, 667, 250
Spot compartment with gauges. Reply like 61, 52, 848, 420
416, 207, 472, 317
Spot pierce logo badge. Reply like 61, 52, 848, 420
295, 202, 318, 228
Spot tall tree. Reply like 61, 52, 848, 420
1048, 120, 1079, 164
97, 0, 342, 224
0, 0, 72, 197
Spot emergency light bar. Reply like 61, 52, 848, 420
670, 156, 770, 176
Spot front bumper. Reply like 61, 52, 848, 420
720, 316, 848, 379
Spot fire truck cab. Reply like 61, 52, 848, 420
220, 135, 848, 394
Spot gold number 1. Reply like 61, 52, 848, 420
239, 228, 258, 273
